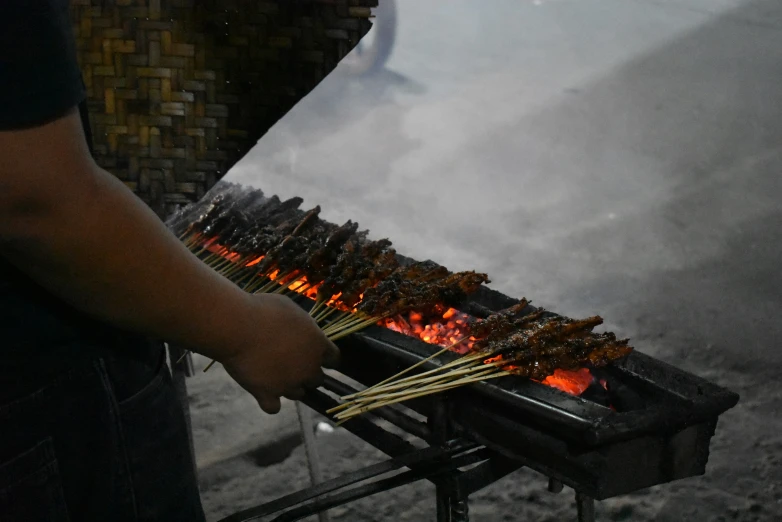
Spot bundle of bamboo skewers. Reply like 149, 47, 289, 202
328, 302, 633, 423
168, 184, 490, 369
169, 183, 633, 419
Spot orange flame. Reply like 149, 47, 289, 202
542, 368, 593, 396
382, 308, 476, 354
384, 309, 595, 396
202, 237, 595, 396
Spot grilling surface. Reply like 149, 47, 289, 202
169, 181, 635, 412
170, 181, 739, 500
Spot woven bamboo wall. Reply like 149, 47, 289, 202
70, 0, 376, 217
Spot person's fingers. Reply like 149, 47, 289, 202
322, 339, 341, 369
256, 394, 282, 415
284, 388, 306, 401
303, 369, 325, 390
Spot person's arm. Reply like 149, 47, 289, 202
0, 109, 338, 413
0, 110, 245, 356
0, 0, 337, 414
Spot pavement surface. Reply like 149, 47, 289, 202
189, 1, 782, 520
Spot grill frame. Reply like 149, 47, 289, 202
329, 334, 729, 499
311, 281, 738, 499
177, 185, 739, 518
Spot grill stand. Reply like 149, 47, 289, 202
218, 377, 601, 522
295, 403, 330, 522
432, 398, 470, 522
577, 493, 596, 521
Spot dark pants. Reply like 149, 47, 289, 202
0, 345, 205, 522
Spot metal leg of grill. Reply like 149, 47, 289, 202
432, 399, 470, 522
576, 492, 596, 522
548, 478, 564, 493
218, 442, 483, 522
296, 402, 330, 522
436, 495, 469, 522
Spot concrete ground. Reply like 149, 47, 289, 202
189, 0, 782, 520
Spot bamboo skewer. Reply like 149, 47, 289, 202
250, 278, 276, 294
185, 234, 206, 249
236, 272, 259, 290
196, 244, 221, 260
334, 369, 502, 419
325, 314, 385, 339
309, 298, 327, 318
185, 221, 397, 371
201, 252, 222, 266
321, 318, 361, 337
329, 366, 498, 419
271, 281, 293, 294
328, 353, 487, 413
221, 262, 250, 281
218, 252, 249, 268
182, 233, 200, 249
256, 277, 281, 294
206, 249, 230, 263
174, 200, 552, 419
254, 273, 291, 294
327, 352, 489, 414
326, 361, 490, 414
322, 311, 379, 335
313, 304, 335, 320
184, 234, 490, 396
348, 351, 488, 395
317, 308, 347, 326
226, 256, 263, 281
320, 310, 360, 330
273, 276, 304, 294
344, 337, 469, 399
334, 371, 510, 424
322, 317, 365, 336
314, 307, 340, 324
337, 366, 500, 414
243, 275, 271, 294
291, 283, 312, 296
212, 257, 235, 274
345, 360, 503, 401
328, 318, 386, 342
210, 258, 230, 272
190, 237, 219, 257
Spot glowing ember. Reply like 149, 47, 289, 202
384, 308, 596, 396
542, 368, 593, 396
204, 239, 596, 397
204, 238, 223, 252
287, 279, 307, 292
381, 308, 476, 354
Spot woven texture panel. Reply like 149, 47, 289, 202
70, 0, 375, 217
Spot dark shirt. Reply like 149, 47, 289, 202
0, 0, 86, 130
0, 1, 157, 382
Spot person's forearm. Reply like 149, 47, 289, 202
1, 163, 252, 361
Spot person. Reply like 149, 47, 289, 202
0, 1, 339, 520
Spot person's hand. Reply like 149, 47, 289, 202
217, 294, 340, 414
